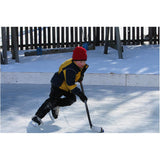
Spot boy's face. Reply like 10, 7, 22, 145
74, 61, 86, 69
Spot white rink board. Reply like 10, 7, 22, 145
1, 72, 159, 87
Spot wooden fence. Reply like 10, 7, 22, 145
0, 27, 160, 51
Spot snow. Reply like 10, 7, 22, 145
1, 84, 159, 133
0, 44, 159, 133
1, 45, 159, 74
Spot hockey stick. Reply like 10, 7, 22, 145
80, 82, 104, 133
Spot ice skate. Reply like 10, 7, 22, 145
50, 106, 60, 119
31, 115, 43, 126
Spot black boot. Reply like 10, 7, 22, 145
51, 106, 60, 119
32, 115, 42, 126
35, 98, 58, 119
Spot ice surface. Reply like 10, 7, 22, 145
1, 84, 159, 133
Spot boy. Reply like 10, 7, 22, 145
32, 46, 89, 126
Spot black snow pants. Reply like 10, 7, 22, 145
35, 85, 76, 119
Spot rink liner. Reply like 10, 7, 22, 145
1, 72, 159, 87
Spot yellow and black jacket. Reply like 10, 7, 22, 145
51, 58, 88, 94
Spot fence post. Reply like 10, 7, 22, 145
12, 27, 19, 62
104, 27, 123, 59
25, 27, 28, 50
1, 51, 4, 64
1, 27, 8, 64
20, 27, 23, 50
115, 27, 123, 59
6, 27, 10, 51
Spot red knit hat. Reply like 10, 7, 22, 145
72, 46, 87, 61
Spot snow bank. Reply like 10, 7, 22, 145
1, 45, 159, 87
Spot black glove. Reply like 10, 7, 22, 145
79, 92, 88, 102
78, 75, 84, 82
71, 87, 88, 102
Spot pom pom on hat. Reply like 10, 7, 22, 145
72, 46, 87, 61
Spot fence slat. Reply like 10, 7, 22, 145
52, 27, 56, 48
6, 27, 10, 50
38, 27, 42, 48
93, 27, 96, 47
1, 27, 160, 51
20, 27, 23, 50
95, 27, 100, 46
127, 27, 131, 45
61, 27, 64, 47
43, 27, 47, 48
88, 27, 91, 45
25, 27, 28, 50
75, 27, 78, 46
79, 27, 83, 46
57, 27, 60, 48
158, 27, 160, 44
141, 27, 144, 45
1, 27, 8, 64
30, 27, 33, 49
84, 27, 87, 42
123, 27, 126, 45
110, 27, 113, 44
70, 27, 74, 47
66, 27, 69, 47
132, 27, 135, 45
34, 27, 38, 49
136, 27, 140, 45
101, 27, 104, 45
48, 27, 51, 48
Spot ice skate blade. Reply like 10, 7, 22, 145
31, 120, 43, 127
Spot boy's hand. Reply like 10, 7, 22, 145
78, 75, 83, 82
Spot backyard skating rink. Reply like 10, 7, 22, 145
1, 84, 159, 133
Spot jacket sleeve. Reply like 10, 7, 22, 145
64, 69, 77, 90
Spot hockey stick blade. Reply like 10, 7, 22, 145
91, 125, 104, 133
